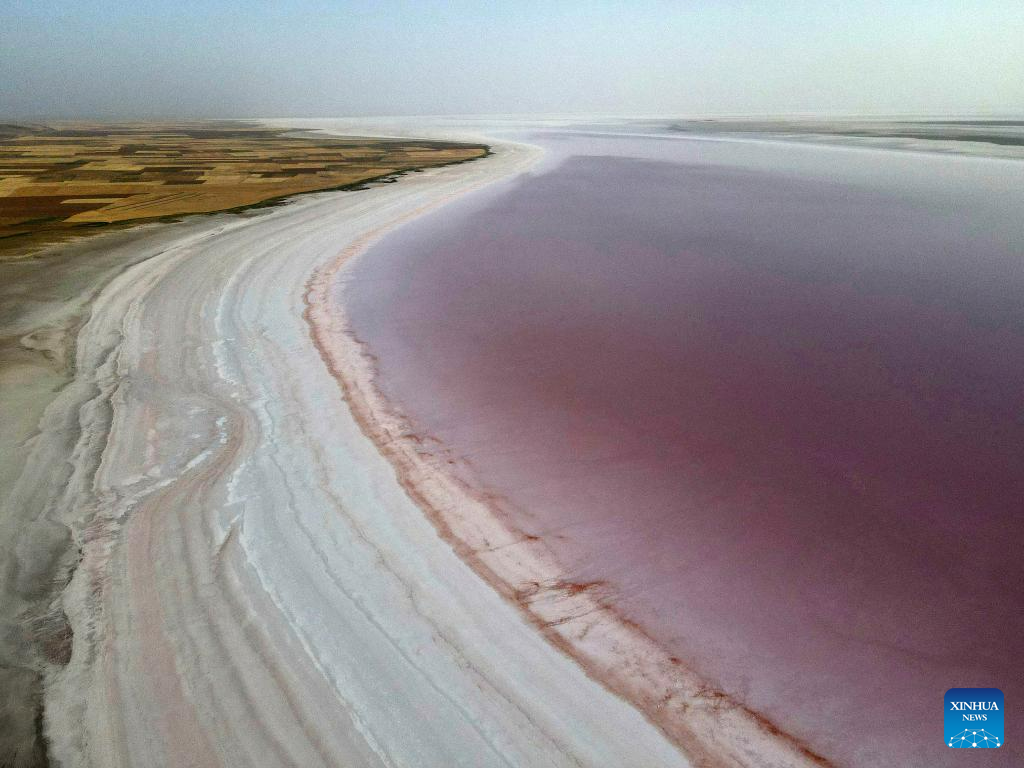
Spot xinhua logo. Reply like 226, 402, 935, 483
945, 688, 1003, 748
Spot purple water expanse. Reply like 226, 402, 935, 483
342, 130, 1024, 767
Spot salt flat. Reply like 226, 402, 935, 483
17, 135, 698, 767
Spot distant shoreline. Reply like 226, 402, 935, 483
669, 118, 1024, 158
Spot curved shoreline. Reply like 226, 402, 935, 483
25, 137, 699, 767
305, 140, 832, 768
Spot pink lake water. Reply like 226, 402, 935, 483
342, 128, 1024, 767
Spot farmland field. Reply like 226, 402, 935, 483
0, 121, 487, 257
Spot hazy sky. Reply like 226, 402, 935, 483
3, 0, 1022, 119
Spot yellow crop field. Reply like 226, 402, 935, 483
0, 121, 488, 257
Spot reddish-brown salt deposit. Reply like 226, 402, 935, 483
339, 131, 1024, 767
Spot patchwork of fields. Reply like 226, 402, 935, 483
0, 121, 487, 256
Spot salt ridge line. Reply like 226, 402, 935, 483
35, 139, 691, 766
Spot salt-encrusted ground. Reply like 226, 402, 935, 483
25, 138, 698, 767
